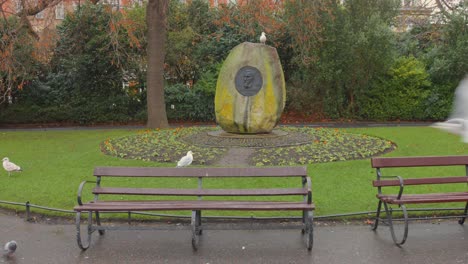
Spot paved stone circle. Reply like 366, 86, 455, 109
182, 129, 314, 148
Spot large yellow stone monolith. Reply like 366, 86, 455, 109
215, 42, 286, 134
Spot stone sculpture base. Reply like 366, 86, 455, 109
207, 130, 288, 139
181, 129, 313, 148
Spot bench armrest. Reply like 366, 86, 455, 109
379, 175, 404, 200
77, 180, 96, 206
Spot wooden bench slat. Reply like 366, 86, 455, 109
93, 187, 308, 196
94, 166, 307, 177
377, 192, 468, 204
380, 196, 468, 204
378, 192, 468, 199
75, 200, 315, 211
373, 176, 468, 187
371, 155, 468, 168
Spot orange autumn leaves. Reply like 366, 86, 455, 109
214, 0, 286, 47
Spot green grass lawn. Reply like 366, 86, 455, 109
1, 126, 468, 219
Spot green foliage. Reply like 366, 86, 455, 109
329, 13, 397, 117
422, 83, 453, 120
168, 0, 189, 31
44, 3, 145, 124
162, 59, 219, 122
424, 8, 468, 86
186, 0, 216, 35
358, 56, 431, 120
285, 84, 320, 116
192, 25, 245, 78
344, 0, 400, 27
394, 5, 468, 121
285, 2, 398, 118
395, 23, 438, 58
166, 27, 197, 83
1, 2, 148, 124
193, 62, 222, 97
0, 104, 72, 123
166, 0, 220, 83
165, 83, 215, 121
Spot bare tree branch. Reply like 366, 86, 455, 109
435, 0, 456, 17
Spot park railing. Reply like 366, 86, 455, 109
0, 199, 466, 222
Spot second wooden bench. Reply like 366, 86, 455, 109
371, 155, 468, 245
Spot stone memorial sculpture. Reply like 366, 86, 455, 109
215, 42, 286, 134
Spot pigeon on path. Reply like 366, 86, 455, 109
3, 240, 17, 257
260, 32, 267, 45
176, 151, 193, 168
2, 157, 22, 176
431, 75, 468, 142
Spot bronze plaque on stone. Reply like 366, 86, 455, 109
234, 66, 263, 96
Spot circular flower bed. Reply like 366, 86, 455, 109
101, 127, 227, 165
251, 127, 395, 166
101, 126, 395, 166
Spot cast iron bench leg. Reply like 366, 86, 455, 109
76, 211, 93, 250
301, 210, 306, 234
191, 211, 200, 250
458, 202, 468, 224
371, 200, 383, 231
304, 210, 313, 250
96, 212, 105, 235
383, 202, 408, 246
196, 210, 202, 235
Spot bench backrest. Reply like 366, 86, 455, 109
94, 166, 307, 178
371, 156, 468, 168
91, 166, 311, 201
371, 156, 468, 187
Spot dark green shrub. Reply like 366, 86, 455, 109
43, 3, 145, 124
424, 8, 468, 86
285, 84, 321, 116
0, 104, 72, 124
165, 83, 214, 121
192, 62, 222, 97
422, 83, 452, 120
358, 56, 431, 120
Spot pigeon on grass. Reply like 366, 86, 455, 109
176, 151, 193, 168
2, 157, 22, 176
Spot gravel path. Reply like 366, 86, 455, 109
214, 147, 255, 166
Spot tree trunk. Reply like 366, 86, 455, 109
146, 0, 169, 128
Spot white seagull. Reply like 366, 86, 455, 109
431, 75, 468, 142
260, 32, 267, 45
3, 240, 17, 257
2, 157, 22, 176
176, 151, 193, 168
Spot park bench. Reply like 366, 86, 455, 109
371, 155, 468, 245
74, 166, 314, 251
